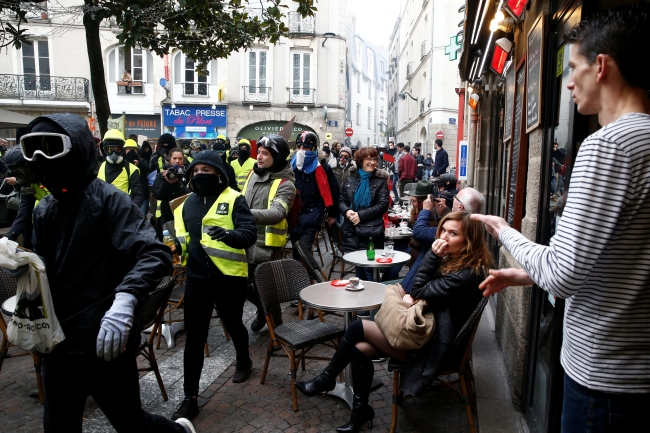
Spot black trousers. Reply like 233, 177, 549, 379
183, 274, 250, 397
42, 351, 185, 433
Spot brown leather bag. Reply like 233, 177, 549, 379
374, 284, 435, 351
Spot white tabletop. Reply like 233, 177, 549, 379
342, 250, 411, 268
300, 281, 386, 313
386, 231, 413, 240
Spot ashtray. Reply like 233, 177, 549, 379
331, 280, 349, 287
376, 258, 393, 263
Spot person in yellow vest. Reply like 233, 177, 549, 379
123, 138, 150, 215
98, 129, 144, 208
171, 150, 257, 421
240, 134, 295, 332
152, 147, 190, 240
230, 138, 255, 190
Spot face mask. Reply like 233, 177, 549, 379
191, 173, 222, 197
183, 148, 190, 155
125, 151, 139, 164
296, 150, 306, 170
239, 149, 251, 160
190, 149, 200, 157
106, 152, 123, 164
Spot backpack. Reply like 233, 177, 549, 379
282, 178, 302, 232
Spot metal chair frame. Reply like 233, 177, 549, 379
387, 297, 489, 433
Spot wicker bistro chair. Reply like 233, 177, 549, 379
387, 297, 489, 433
254, 259, 345, 411
325, 222, 356, 280
136, 276, 176, 401
0, 268, 44, 404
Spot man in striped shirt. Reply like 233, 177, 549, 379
473, 4, 650, 432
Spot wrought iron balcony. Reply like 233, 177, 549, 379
0, 74, 89, 102
420, 98, 425, 113
288, 88, 315, 105
243, 86, 271, 104
288, 12, 315, 35
406, 62, 413, 78
182, 82, 209, 96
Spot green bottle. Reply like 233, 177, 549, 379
367, 237, 375, 261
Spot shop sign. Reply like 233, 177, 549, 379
124, 115, 160, 138
237, 121, 316, 143
458, 141, 468, 180
163, 105, 227, 127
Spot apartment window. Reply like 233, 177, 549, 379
367, 48, 374, 79
356, 104, 361, 126
292, 52, 311, 94
22, 40, 50, 91
368, 108, 372, 129
184, 56, 207, 95
368, 81, 372, 100
248, 51, 267, 93
357, 71, 360, 93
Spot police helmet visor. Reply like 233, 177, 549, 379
20, 132, 73, 161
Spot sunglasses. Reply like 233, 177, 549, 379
20, 133, 73, 161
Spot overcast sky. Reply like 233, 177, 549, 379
346, 0, 402, 51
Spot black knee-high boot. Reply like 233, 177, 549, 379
296, 319, 365, 397
336, 347, 375, 433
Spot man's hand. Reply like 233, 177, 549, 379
326, 217, 336, 227
5, 177, 16, 186
423, 195, 435, 211
161, 170, 178, 184
470, 214, 510, 239
397, 282, 406, 298
207, 226, 230, 242
479, 268, 534, 297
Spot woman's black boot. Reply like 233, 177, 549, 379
336, 348, 375, 432
296, 337, 353, 397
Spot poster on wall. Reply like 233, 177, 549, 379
526, 14, 544, 133
503, 63, 515, 142
506, 58, 528, 230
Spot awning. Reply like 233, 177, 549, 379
459, 0, 498, 82
0, 108, 35, 129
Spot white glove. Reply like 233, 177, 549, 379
96, 292, 138, 362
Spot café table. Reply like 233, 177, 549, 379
299, 280, 386, 407
385, 229, 413, 241
342, 250, 411, 282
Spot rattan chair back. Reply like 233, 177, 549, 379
295, 241, 327, 283
138, 276, 176, 332
255, 259, 311, 315
0, 267, 18, 305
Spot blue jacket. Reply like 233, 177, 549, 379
431, 148, 449, 175
401, 209, 437, 292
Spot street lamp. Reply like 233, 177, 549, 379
398, 92, 418, 101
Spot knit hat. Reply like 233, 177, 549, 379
339, 146, 352, 157
158, 133, 176, 148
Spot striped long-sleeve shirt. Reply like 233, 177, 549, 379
500, 113, 650, 393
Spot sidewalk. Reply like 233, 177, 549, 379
0, 239, 525, 432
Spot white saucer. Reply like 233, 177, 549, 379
345, 283, 365, 291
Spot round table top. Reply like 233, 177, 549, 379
1, 295, 16, 317
343, 250, 411, 268
300, 281, 386, 312
386, 231, 413, 240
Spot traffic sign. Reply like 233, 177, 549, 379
436, 131, 445, 140
345, 128, 354, 137
344, 121, 352, 128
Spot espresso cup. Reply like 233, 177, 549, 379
349, 277, 360, 287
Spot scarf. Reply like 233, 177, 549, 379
353, 169, 373, 211
291, 150, 319, 174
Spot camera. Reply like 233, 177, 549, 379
164, 164, 185, 180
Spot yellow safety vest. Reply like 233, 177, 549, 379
97, 161, 140, 194
231, 158, 255, 190
173, 189, 248, 277
155, 200, 162, 218
33, 183, 50, 207
241, 175, 289, 248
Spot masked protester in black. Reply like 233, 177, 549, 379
150, 133, 176, 174
211, 140, 240, 191
170, 150, 257, 421
23, 114, 194, 432
141, 140, 153, 166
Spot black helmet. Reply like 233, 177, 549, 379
257, 134, 290, 164
4, 146, 26, 168
295, 131, 319, 150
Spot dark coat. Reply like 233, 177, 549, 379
30, 113, 173, 356
339, 166, 390, 252
152, 173, 191, 224
432, 148, 449, 176
293, 161, 340, 232
400, 250, 484, 396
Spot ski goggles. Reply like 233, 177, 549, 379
104, 143, 124, 154
20, 133, 73, 161
256, 136, 280, 155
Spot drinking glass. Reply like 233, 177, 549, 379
385, 241, 394, 258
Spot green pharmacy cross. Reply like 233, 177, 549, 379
445, 36, 462, 61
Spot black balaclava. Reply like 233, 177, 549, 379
28, 119, 81, 198
188, 150, 229, 197
141, 141, 152, 161
238, 143, 251, 163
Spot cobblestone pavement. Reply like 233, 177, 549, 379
0, 240, 480, 432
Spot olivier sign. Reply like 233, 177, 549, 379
163, 105, 227, 127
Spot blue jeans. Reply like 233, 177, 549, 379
561, 373, 649, 433
392, 172, 400, 200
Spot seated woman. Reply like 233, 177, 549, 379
339, 146, 390, 281
296, 211, 492, 432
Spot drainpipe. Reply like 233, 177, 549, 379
467, 105, 478, 187
455, 87, 465, 171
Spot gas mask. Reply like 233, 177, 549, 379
105, 144, 124, 164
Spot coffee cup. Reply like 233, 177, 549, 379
349, 277, 360, 288
399, 221, 408, 228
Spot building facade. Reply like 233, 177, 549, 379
458, 1, 641, 432
387, 0, 463, 161
344, 17, 389, 148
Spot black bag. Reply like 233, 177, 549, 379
354, 219, 384, 238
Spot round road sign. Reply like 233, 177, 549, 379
345, 128, 354, 137
436, 131, 445, 140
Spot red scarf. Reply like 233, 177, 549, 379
314, 165, 333, 207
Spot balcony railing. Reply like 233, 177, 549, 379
288, 12, 315, 35
0, 74, 89, 102
183, 82, 209, 96
243, 86, 271, 104
420, 98, 425, 113
288, 88, 315, 105
406, 62, 413, 78
117, 81, 145, 95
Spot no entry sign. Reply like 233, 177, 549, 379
345, 128, 354, 137
436, 131, 445, 140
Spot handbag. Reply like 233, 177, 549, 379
354, 219, 384, 238
374, 284, 435, 351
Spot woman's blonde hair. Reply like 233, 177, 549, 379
436, 211, 492, 275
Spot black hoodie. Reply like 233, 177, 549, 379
27, 113, 173, 355
182, 150, 257, 280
